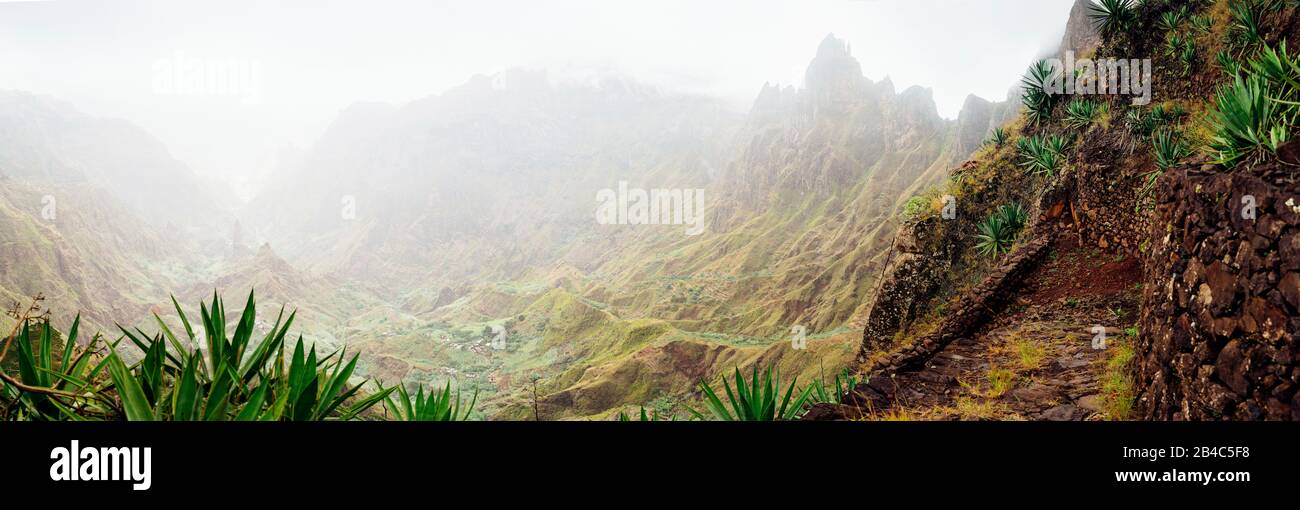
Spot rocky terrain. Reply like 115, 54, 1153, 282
814, 0, 1300, 422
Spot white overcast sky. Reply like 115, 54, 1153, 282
0, 0, 1076, 188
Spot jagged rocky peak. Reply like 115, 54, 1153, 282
897, 85, 939, 115
251, 242, 295, 273
816, 32, 852, 59
751, 81, 798, 113
804, 33, 866, 112
954, 94, 994, 154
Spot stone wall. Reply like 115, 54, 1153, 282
1136, 154, 1300, 420
1068, 132, 1151, 257
847, 236, 1052, 409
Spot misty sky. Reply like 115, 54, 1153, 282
0, 0, 1076, 192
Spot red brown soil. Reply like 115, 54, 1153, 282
1021, 238, 1142, 306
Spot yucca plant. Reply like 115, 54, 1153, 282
382, 380, 476, 421
691, 366, 813, 421
985, 127, 1009, 148
1206, 74, 1291, 167
1087, 0, 1138, 39
1064, 100, 1101, 129
1022, 60, 1059, 125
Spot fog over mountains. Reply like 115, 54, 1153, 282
0, 29, 1030, 418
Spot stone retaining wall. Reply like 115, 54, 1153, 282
1136, 157, 1300, 420
846, 236, 1052, 408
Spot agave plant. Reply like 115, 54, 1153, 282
617, 406, 666, 421
1247, 41, 1300, 101
995, 202, 1028, 232
1064, 100, 1101, 130
1087, 0, 1138, 39
1017, 134, 1071, 177
691, 366, 814, 421
1164, 32, 1186, 59
1228, 0, 1265, 49
119, 292, 395, 421
1153, 129, 1191, 171
1123, 108, 1150, 135
1126, 103, 1187, 137
1137, 130, 1190, 213
985, 127, 1009, 148
807, 368, 857, 405
2, 291, 396, 421
1152, 104, 1187, 126
1206, 74, 1291, 167
383, 381, 477, 421
0, 316, 122, 421
1190, 14, 1213, 35
975, 210, 1019, 260
1179, 38, 1198, 77
1218, 50, 1243, 78
1157, 11, 1183, 33
1021, 60, 1059, 125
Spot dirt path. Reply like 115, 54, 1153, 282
830, 241, 1143, 421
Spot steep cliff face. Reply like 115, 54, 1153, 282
1057, 0, 1102, 55
953, 94, 1019, 159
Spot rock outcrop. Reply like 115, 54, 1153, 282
1058, 0, 1102, 56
